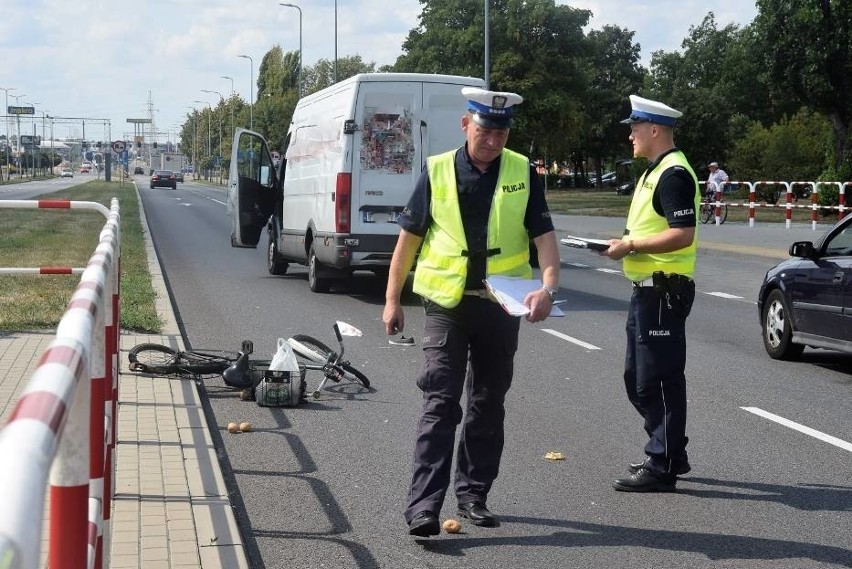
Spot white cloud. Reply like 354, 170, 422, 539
1, 0, 757, 146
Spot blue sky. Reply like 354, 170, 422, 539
0, 0, 757, 146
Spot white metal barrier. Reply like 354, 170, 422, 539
698, 180, 852, 228
0, 199, 121, 569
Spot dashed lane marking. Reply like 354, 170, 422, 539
706, 291, 744, 299
542, 329, 602, 351
741, 406, 852, 453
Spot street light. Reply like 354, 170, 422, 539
221, 75, 234, 96
10, 93, 26, 177
23, 100, 40, 178
201, 90, 224, 172
193, 100, 212, 160
280, 3, 303, 99
0, 87, 15, 181
238, 54, 253, 130
186, 106, 199, 178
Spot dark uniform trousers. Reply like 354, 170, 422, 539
624, 280, 695, 474
404, 295, 520, 523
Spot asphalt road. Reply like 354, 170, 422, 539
54, 179, 852, 567
133, 179, 852, 569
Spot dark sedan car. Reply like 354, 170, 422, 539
150, 170, 177, 190
758, 213, 852, 359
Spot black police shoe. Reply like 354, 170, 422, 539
613, 467, 677, 493
457, 502, 498, 527
408, 511, 440, 537
628, 458, 691, 476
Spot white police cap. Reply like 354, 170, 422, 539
462, 87, 523, 129
621, 94, 682, 127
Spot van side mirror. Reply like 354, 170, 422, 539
343, 120, 358, 134
789, 241, 815, 258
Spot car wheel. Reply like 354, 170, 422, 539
762, 289, 804, 360
307, 243, 332, 293
149, 185, 154, 189
267, 234, 289, 275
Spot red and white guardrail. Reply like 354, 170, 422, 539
702, 181, 851, 228
0, 198, 121, 569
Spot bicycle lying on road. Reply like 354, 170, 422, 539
128, 321, 370, 405
699, 192, 728, 224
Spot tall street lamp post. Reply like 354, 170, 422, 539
238, 54, 254, 130
193, 100, 212, 179
220, 77, 236, 138
24, 100, 40, 178
10, 93, 26, 178
280, 3, 303, 99
0, 87, 15, 181
186, 106, 199, 179
201, 90, 224, 183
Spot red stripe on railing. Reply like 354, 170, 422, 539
8, 391, 67, 434
38, 344, 85, 376
68, 297, 98, 316
40, 267, 74, 274
37, 200, 72, 209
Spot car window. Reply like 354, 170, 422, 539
824, 226, 852, 257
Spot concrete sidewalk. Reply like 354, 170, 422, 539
0, 205, 836, 567
0, 191, 248, 568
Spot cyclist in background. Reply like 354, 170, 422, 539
706, 161, 729, 197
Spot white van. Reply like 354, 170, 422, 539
227, 73, 485, 292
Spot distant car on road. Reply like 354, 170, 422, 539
134, 166, 145, 175
758, 213, 852, 360
150, 170, 177, 190
174, 170, 184, 183
60, 168, 73, 178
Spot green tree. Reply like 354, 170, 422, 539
301, 56, 376, 95
729, 108, 832, 200
583, 25, 646, 183
754, 0, 852, 173
646, 13, 764, 174
393, 0, 593, 161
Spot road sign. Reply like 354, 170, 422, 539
7, 106, 34, 115
112, 140, 126, 153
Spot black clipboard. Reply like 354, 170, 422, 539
560, 236, 610, 252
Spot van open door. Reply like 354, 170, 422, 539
227, 128, 280, 247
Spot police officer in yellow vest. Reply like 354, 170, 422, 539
383, 87, 560, 536
603, 95, 700, 493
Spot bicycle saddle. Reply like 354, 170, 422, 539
222, 352, 253, 388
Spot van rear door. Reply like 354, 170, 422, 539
349, 80, 475, 242
227, 128, 280, 247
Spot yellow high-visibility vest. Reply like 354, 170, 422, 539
623, 151, 699, 281
413, 148, 532, 308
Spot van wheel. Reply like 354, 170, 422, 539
308, 244, 332, 293
267, 235, 288, 275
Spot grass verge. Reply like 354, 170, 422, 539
0, 180, 162, 332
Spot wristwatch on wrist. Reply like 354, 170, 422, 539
541, 285, 558, 301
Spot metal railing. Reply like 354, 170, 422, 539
0, 198, 121, 569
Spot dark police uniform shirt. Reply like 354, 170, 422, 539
641, 148, 698, 229
399, 145, 554, 290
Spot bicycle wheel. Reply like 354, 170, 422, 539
287, 335, 335, 365
699, 203, 712, 224
340, 362, 370, 389
128, 344, 180, 374
718, 203, 728, 224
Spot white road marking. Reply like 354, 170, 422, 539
565, 262, 591, 268
706, 292, 743, 299
741, 406, 852, 453
542, 329, 602, 350
597, 268, 622, 275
